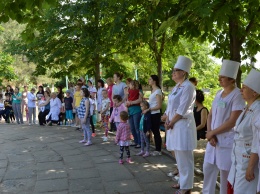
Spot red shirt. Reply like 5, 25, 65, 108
128, 89, 139, 102
107, 84, 114, 107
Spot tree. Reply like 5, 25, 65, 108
0, 52, 16, 85
108, 0, 178, 86
4, 0, 130, 86
157, 0, 260, 86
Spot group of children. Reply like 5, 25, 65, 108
77, 79, 153, 164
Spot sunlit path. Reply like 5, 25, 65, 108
0, 124, 210, 193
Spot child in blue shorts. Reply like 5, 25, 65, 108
64, 90, 73, 125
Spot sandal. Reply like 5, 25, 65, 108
171, 183, 180, 189
173, 168, 179, 176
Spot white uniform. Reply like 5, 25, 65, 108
227, 100, 260, 194
203, 88, 245, 194
253, 109, 260, 192
46, 97, 62, 121
165, 79, 196, 189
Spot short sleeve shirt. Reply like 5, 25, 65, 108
64, 97, 73, 110
112, 82, 126, 99
74, 91, 82, 107
102, 98, 110, 115
149, 89, 162, 114
12, 93, 22, 104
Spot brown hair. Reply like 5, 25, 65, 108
126, 78, 133, 83
114, 72, 124, 80
130, 80, 139, 90
113, 95, 122, 102
140, 100, 150, 109
120, 111, 129, 121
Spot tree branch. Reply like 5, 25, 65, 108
240, 7, 260, 43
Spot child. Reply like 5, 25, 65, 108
78, 88, 92, 146
64, 90, 73, 126
115, 111, 132, 164
136, 101, 151, 157
125, 80, 140, 107
38, 96, 46, 113
101, 89, 110, 142
89, 95, 96, 137
109, 95, 126, 128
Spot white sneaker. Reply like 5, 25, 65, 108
103, 137, 108, 142
151, 151, 162, 156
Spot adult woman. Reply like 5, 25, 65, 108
146, 75, 162, 156
193, 90, 208, 140
12, 87, 23, 124
46, 92, 62, 125
36, 86, 44, 100
56, 86, 64, 102
27, 88, 36, 125
38, 91, 51, 125
203, 60, 245, 194
87, 79, 97, 98
227, 69, 260, 193
5, 85, 14, 97
165, 56, 197, 194
97, 79, 105, 113
21, 86, 28, 119
78, 88, 92, 146
125, 80, 142, 148
107, 77, 115, 131
112, 72, 127, 100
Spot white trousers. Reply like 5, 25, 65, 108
175, 150, 194, 189
203, 162, 229, 194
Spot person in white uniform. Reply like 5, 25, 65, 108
46, 92, 62, 125
203, 60, 245, 194
227, 69, 260, 194
165, 56, 197, 194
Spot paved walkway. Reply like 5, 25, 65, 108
0, 124, 204, 194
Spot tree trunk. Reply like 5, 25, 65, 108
156, 55, 163, 88
94, 55, 100, 87
229, 18, 242, 88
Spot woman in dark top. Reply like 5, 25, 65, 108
38, 91, 51, 125
5, 85, 14, 97
57, 86, 64, 102
36, 86, 44, 100
193, 89, 208, 140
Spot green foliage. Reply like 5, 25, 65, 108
0, 52, 16, 85
156, 0, 260, 86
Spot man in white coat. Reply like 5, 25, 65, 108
203, 60, 245, 194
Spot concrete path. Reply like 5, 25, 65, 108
0, 124, 204, 194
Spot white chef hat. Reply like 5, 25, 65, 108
243, 69, 260, 94
174, 56, 192, 73
219, 60, 240, 79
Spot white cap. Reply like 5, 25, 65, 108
219, 60, 240, 79
174, 56, 192, 73
243, 69, 260, 94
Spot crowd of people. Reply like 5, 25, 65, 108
1, 55, 260, 194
